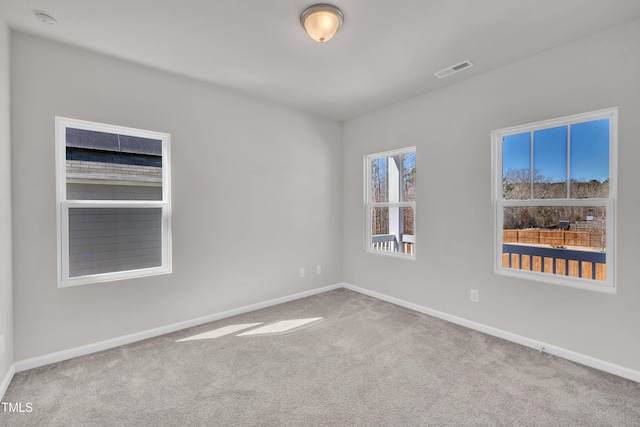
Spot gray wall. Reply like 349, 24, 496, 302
343, 19, 640, 371
0, 21, 14, 383
8, 18, 640, 375
10, 32, 343, 360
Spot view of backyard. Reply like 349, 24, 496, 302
497, 113, 613, 285
501, 180, 608, 282
369, 150, 416, 255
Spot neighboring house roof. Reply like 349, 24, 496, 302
66, 128, 162, 186
66, 128, 162, 156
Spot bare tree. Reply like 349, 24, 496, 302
370, 159, 388, 235
503, 168, 555, 199
571, 179, 608, 198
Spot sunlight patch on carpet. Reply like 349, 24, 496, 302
176, 323, 263, 342
236, 318, 323, 336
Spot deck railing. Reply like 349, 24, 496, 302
372, 234, 414, 255
502, 244, 605, 281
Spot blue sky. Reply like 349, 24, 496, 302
503, 118, 609, 183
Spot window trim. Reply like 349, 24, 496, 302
55, 117, 172, 287
491, 107, 617, 293
364, 146, 416, 260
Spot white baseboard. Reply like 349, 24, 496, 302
12, 282, 640, 384
15, 283, 342, 373
1, 363, 16, 401
342, 283, 640, 383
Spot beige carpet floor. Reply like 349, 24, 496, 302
1, 288, 639, 426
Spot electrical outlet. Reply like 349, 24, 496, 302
299, 268, 305, 279
470, 289, 480, 303
316, 265, 322, 275
0, 334, 4, 356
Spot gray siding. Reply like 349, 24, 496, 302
68, 208, 162, 278
67, 183, 162, 201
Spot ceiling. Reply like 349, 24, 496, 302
2, 0, 640, 121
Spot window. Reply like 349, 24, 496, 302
55, 117, 171, 287
365, 147, 416, 258
492, 108, 617, 293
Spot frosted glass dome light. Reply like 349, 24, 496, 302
300, 4, 344, 43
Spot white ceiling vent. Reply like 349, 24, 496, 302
434, 60, 474, 79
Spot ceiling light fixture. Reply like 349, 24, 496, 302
300, 4, 343, 43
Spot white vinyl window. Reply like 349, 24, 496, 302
55, 117, 171, 287
365, 147, 416, 259
492, 108, 617, 293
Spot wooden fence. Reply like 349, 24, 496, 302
503, 229, 604, 248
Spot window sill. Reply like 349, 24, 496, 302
58, 266, 172, 288
494, 267, 616, 294
366, 249, 416, 261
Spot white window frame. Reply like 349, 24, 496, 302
364, 147, 416, 260
55, 117, 172, 287
491, 108, 617, 293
